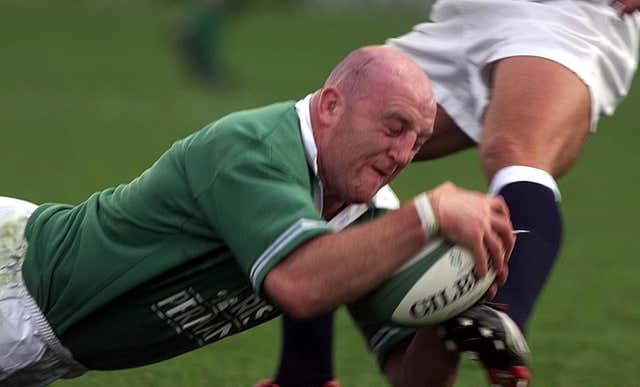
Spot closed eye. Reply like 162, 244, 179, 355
387, 125, 403, 136
384, 115, 408, 137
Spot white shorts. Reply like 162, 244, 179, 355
0, 197, 85, 387
388, 0, 640, 142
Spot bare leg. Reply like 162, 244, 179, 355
481, 56, 591, 330
418, 57, 591, 177
480, 56, 591, 179
384, 327, 460, 387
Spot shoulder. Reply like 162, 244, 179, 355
178, 101, 309, 194
183, 101, 299, 159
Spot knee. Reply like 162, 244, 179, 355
479, 127, 588, 179
479, 132, 530, 180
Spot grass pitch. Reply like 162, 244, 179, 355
1, 2, 639, 386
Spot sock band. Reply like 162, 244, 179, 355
488, 166, 561, 202
413, 193, 439, 237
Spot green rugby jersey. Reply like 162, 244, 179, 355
22, 101, 334, 369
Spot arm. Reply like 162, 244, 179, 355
265, 182, 515, 319
265, 200, 426, 319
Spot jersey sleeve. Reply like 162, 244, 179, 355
196, 152, 331, 296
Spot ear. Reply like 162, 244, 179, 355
317, 87, 345, 127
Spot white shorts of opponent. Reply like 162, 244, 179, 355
0, 197, 85, 387
388, 0, 640, 141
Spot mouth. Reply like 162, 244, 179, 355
372, 165, 397, 180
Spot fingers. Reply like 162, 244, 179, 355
433, 187, 513, 285
489, 194, 515, 261
495, 263, 508, 288
472, 239, 488, 278
484, 283, 498, 302
483, 230, 504, 275
483, 259, 508, 303
480, 197, 512, 277
491, 209, 516, 261
490, 195, 509, 217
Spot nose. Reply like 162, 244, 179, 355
388, 133, 416, 165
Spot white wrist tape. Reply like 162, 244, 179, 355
413, 193, 439, 237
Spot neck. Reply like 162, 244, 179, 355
322, 198, 347, 220
321, 184, 348, 219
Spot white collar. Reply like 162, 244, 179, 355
295, 94, 323, 211
295, 94, 318, 177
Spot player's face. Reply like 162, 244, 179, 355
322, 84, 435, 203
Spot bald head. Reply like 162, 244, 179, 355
324, 45, 435, 108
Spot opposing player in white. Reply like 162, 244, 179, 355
383, 0, 640, 385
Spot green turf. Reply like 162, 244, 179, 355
1, 2, 639, 386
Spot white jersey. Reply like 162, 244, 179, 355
389, 0, 640, 141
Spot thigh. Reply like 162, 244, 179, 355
480, 56, 591, 179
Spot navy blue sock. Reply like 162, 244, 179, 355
493, 181, 563, 332
274, 313, 334, 387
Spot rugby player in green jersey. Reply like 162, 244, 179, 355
0, 45, 514, 387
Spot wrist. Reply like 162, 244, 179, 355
413, 193, 439, 237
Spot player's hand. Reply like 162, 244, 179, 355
427, 182, 515, 284
611, 0, 640, 16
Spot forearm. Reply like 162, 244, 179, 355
265, 202, 429, 318
265, 182, 515, 319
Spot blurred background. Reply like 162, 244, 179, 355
1, 1, 638, 386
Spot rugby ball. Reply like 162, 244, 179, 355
349, 238, 495, 327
